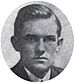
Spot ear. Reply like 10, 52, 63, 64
11, 36, 21, 51
56, 37, 64, 52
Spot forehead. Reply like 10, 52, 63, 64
21, 15, 58, 36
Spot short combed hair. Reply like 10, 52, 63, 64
14, 4, 61, 38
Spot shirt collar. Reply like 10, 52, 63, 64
24, 67, 51, 82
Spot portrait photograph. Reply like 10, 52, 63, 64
1, 1, 74, 82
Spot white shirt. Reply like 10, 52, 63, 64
24, 67, 51, 82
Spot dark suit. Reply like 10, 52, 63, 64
11, 61, 63, 81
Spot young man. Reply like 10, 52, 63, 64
11, 4, 63, 82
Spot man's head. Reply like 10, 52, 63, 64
11, 4, 63, 77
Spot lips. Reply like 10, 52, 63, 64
33, 57, 48, 60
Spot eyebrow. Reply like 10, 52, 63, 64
45, 35, 55, 38
45, 35, 56, 39
23, 34, 56, 39
24, 34, 39, 38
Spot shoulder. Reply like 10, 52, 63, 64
52, 65, 63, 73
50, 65, 63, 79
11, 61, 22, 73
11, 61, 30, 81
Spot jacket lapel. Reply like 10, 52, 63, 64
11, 61, 63, 81
50, 65, 58, 79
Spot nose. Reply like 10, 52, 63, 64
35, 38, 45, 55
39, 38, 45, 51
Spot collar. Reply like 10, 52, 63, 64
24, 67, 51, 82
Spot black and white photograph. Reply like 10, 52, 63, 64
1, 1, 74, 82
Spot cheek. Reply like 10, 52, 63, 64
21, 44, 35, 59
45, 43, 57, 55
45, 43, 57, 64
20, 44, 36, 67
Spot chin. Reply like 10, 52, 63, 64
33, 63, 50, 71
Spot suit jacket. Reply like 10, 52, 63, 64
11, 61, 63, 81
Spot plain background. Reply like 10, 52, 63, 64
0, 0, 75, 83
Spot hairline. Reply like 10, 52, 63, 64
14, 4, 61, 38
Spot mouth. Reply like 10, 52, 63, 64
32, 57, 48, 64
33, 57, 48, 60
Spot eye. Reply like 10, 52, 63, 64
44, 36, 56, 42
23, 34, 39, 42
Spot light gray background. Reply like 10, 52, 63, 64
1, 1, 74, 68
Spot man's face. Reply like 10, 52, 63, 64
19, 16, 59, 71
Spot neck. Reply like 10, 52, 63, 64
26, 67, 50, 79
35, 69, 49, 78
